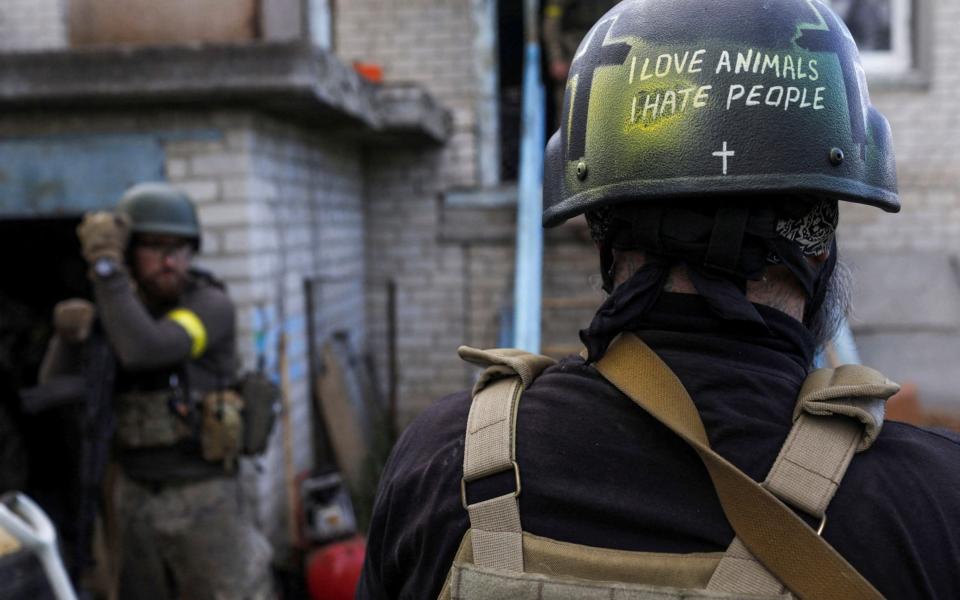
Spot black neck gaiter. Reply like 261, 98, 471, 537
580, 201, 838, 363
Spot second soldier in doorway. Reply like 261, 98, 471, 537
40, 183, 273, 599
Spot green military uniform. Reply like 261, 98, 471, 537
104, 268, 272, 600
41, 184, 273, 599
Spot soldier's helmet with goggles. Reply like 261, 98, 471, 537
117, 182, 202, 251
543, 0, 899, 227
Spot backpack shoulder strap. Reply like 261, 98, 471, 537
458, 346, 556, 395
456, 346, 556, 572
708, 365, 899, 595
595, 334, 888, 599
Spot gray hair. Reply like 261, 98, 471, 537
807, 260, 853, 350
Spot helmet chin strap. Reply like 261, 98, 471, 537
598, 240, 616, 294
798, 238, 838, 326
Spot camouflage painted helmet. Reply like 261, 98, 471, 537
543, 0, 899, 227
117, 182, 201, 249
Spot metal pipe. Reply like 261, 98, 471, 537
0, 493, 78, 600
387, 279, 398, 438
512, 0, 546, 353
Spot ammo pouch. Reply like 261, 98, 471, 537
200, 389, 244, 471
116, 390, 192, 449
236, 371, 279, 456
199, 369, 279, 471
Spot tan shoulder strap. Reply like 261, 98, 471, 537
594, 334, 886, 600
457, 346, 556, 572
708, 365, 899, 594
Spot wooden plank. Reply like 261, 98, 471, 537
316, 342, 368, 494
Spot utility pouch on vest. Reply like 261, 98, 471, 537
200, 389, 244, 472
115, 389, 193, 448
236, 371, 279, 456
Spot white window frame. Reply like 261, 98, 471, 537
308, 0, 333, 50
829, 0, 913, 75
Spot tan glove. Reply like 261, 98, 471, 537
53, 298, 95, 344
76, 211, 130, 264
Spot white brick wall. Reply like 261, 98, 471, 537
165, 114, 366, 541
362, 149, 472, 423
336, 0, 503, 422
336, 0, 481, 187
842, 1, 960, 253
0, 0, 68, 51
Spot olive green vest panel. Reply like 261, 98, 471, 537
438, 530, 729, 600
448, 564, 786, 600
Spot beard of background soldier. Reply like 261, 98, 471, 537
131, 233, 193, 307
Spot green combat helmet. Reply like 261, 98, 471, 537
117, 182, 201, 250
543, 0, 899, 227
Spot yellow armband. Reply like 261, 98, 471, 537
545, 4, 564, 18
166, 308, 208, 359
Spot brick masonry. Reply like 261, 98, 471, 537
835, 2, 960, 406
341, 0, 960, 425
336, 0, 481, 187
0, 0, 67, 51
338, 0, 522, 426
842, 0, 960, 253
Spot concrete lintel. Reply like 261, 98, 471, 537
444, 185, 518, 209
0, 41, 450, 145
372, 84, 453, 145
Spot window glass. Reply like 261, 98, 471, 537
829, 0, 912, 74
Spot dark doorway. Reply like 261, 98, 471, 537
498, 0, 525, 182
497, 1, 555, 183
0, 216, 90, 578
0, 216, 89, 390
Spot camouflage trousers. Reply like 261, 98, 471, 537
115, 473, 274, 600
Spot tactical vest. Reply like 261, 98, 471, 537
115, 370, 194, 449
440, 334, 900, 600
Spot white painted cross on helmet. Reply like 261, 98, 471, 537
712, 141, 735, 175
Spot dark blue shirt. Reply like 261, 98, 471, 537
358, 294, 960, 599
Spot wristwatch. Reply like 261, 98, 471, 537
93, 257, 118, 279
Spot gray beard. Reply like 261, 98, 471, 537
806, 260, 853, 351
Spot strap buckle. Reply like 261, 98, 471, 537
460, 461, 521, 510
816, 514, 827, 537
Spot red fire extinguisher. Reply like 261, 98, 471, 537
305, 536, 366, 600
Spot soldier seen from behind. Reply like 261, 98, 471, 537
358, 1, 960, 598
40, 183, 274, 599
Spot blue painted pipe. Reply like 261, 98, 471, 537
513, 0, 546, 353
